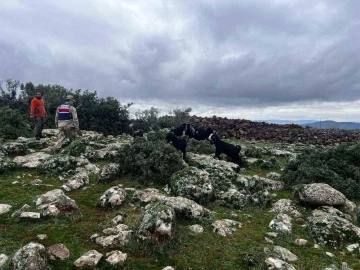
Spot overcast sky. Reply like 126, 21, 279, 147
1, 0, 360, 121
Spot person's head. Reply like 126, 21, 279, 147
66, 95, 75, 105
35, 91, 42, 99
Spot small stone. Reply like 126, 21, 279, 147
294, 238, 308, 246
296, 217, 305, 224
30, 179, 42, 185
189, 224, 204, 234
265, 232, 278, 238
0, 204, 12, 215
0, 254, 9, 268
326, 252, 335, 257
264, 237, 274, 244
112, 215, 124, 225
162, 267, 175, 270
12, 181, 21, 185
346, 243, 359, 253
313, 244, 320, 249
37, 234, 47, 240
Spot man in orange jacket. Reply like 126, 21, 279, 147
30, 91, 47, 140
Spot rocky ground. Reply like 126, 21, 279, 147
187, 116, 360, 145
0, 129, 360, 269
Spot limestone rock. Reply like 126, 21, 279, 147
34, 189, 78, 213
105, 250, 127, 266
92, 224, 132, 248
138, 201, 175, 243
273, 246, 298, 262
74, 250, 103, 269
62, 169, 89, 191
0, 204, 12, 215
307, 206, 360, 249
189, 224, 204, 234
98, 186, 127, 208
170, 166, 214, 204
9, 242, 50, 270
264, 257, 296, 270
162, 196, 212, 220
133, 188, 166, 203
269, 199, 301, 217
269, 213, 292, 234
13, 152, 51, 169
212, 219, 242, 236
294, 183, 347, 207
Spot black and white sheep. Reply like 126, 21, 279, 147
185, 124, 214, 141
166, 132, 187, 159
208, 133, 244, 165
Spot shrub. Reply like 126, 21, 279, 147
281, 142, 360, 200
115, 139, 185, 184
186, 138, 214, 155
0, 106, 32, 139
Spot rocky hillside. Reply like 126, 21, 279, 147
0, 130, 360, 269
188, 116, 360, 145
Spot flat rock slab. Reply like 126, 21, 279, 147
0, 204, 12, 215
20, 212, 41, 219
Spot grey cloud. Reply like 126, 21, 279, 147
1, 0, 360, 111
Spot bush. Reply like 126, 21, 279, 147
186, 138, 214, 155
115, 139, 186, 184
0, 106, 32, 139
281, 142, 360, 200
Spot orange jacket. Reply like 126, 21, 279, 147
30, 98, 47, 117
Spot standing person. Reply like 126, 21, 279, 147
30, 91, 47, 140
53, 95, 80, 151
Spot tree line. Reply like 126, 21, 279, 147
0, 78, 192, 140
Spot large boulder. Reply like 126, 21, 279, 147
217, 189, 248, 209
133, 188, 167, 204
1, 142, 28, 155
294, 183, 347, 207
138, 201, 176, 243
162, 196, 212, 220
37, 155, 90, 176
97, 186, 127, 208
34, 189, 78, 214
13, 152, 52, 169
170, 166, 214, 204
9, 242, 50, 270
307, 206, 360, 249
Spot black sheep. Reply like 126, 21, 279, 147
171, 123, 186, 136
166, 132, 187, 159
208, 133, 244, 165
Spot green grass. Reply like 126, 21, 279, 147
1, 140, 360, 269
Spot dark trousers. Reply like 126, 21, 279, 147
34, 116, 44, 137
